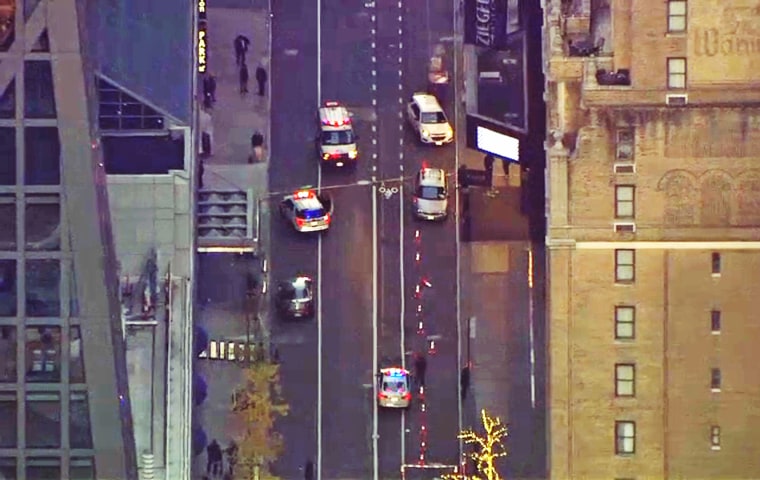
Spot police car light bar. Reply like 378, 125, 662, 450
381, 368, 408, 377
324, 101, 340, 107
294, 190, 315, 199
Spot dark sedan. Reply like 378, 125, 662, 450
275, 276, 314, 319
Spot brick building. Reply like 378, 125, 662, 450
544, 0, 760, 478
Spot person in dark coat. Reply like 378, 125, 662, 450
304, 459, 314, 480
224, 441, 238, 477
484, 154, 495, 187
414, 353, 427, 386
203, 73, 217, 103
234, 34, 251, 65
206, 439, 222, 475
239, 63, 249, 94
255, 64, 268, 96
460, 366, 471, 400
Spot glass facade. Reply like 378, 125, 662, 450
0, 1, 101, 477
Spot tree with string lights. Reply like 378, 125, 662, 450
442, 409, 508, 480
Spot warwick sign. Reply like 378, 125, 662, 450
464, 0, 509, 49
689, 1, 760, 84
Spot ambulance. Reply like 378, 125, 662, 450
318, 101, 358, 167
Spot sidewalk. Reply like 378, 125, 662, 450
193, 3, 271, 479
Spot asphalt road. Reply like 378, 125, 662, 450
269, 0, 459, 478
399, 0, 461, 472
269, 0, 320, 477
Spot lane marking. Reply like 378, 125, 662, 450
316, 0, 323, 476
528, 247, 536, 409
398, 162, 406, 465
451, 0, 464, 463
371, 177, 380, 480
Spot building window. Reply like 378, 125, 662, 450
711, 310, 721, 334
70, 391, 93, 449
0, 458, 16, 480
70, 457, 96, 480
24, 60, 57, 119
97, 77, 165, 130
615, 421, 636, 455
668, 0, 687, 32
0, 326, 17, 382
615, 306, 635, 339
25, 259, 61, 317
0, 260, 17, 317
616, 129, 634, 161
0, 127, 15, 186
25, 457, 61, 480
25, 392, 61, 448
26, 194, 61, 251
0, 392, 17, 448
615, 186, 635, 218
710, 425, 721, 450
667, 57, 687, 89
615, 249, 635, 283
0, 79, 15, 119
711, 368, 721, 391
0, 194, 16, 251
711, 252, 721, 275
25, 327, 61, 383
70, 326, 86, 383
615, 364, 635, 397
24, 127, 61, 185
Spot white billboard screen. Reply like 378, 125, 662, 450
476, 125, 520, 161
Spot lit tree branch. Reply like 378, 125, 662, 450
441, 409, 508, 480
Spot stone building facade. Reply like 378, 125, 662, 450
544, 0, 760, 478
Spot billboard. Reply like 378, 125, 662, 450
466, 115, 522, 162
464, 0, 509, 49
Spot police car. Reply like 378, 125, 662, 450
279, 189, 333, 233
318, 101, 358, 167
412, 167, 449, 221
406, 93, 454, 145
376, 367, 412, 409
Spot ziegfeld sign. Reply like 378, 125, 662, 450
464, 0, 509, 49
689, 0, 760, 84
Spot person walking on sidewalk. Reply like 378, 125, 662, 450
255, 63, 268, 96
202, 72, 217, 106
239, 63, 249, 94
206, 439, 222, 476
234, 34, 250, 65
304, 459, 314, 480
484, 154, 495, 187
460, 365, 471, 400
414, 353, 427, 387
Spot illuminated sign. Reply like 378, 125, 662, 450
476, 125, 520, 161
198, 0, 207, 19
197, 29, 207, 73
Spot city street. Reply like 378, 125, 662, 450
268, 0, 320, 477
269, 0, 489, 479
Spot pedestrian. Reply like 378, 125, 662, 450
239, 63, 249, 94
501, 159, 510, 183
414, 353, 427, 386
206, 439, 221, 475
460, 366, 471, 400
225, 440, 238, 477
484, 154, 495, 187
234, 34, 251, 66
304, 459, 314, 480
255, 64, 268, 96
203, 72, 217, 104
250, 131, 265, 163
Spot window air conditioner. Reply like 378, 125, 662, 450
666, 93, 688, 106
614, 222, 636, 233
